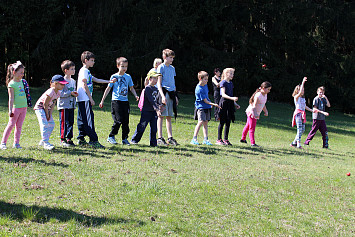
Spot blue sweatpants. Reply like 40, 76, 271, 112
131, 110, 158, 147
77, 101, 98, 142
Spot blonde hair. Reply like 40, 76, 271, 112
221, 68, 235, 81
153, 58, 162, 68
197, 71, 209, 80
292, 84, 304, 97
317, 86, 325, 92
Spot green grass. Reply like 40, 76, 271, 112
0, 86, 354, 236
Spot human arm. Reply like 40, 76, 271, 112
211, 77, 220, 87
323, 95, 331, 107
220, 87, 238, 102
82, 79, 95, 106
8, 87, 14, 117
234, 101, 240, 110
294, 77, 307, 101
263, 105, 268, 116
203, 98, 221, 109
305, 105, 313, 113
99, 85, 112, 108
129, 86, 139, 101
92, 76, 116, 84
43, 95, 53, 121
157, 75, 166, 104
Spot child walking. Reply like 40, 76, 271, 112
190, 71, 221, 145
99, 57, 139, 145
157, 49, 179, 146
290, 77, 314, 148
1, 61, 30, 149
304, 86, 330, 148
215, 68, 240, 145
240, 81, 272, 147
131, 71, 163, 146
34, 75, 68, 150
211, 68, 222, 121
57, 60, 78, 147
77, 51, 114, 148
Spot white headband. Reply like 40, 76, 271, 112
12, 61, 23, 71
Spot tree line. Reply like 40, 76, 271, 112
0, 0, 353, 112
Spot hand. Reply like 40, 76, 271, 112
90, 99, 95, 106
232, 97, 238, 102
234, 103, 240, 110
110, 78, 117, 83
313, 108, 319, 113
135, 96, 139, 101
323, 112, 329, 116
302, 77, 307, 83
71, 91, 78, 97
215, 104, 222, 109
264, 111, 268, 116
46, 114, 51, 121
9, 112, 14, 117
156, 111, 161, 116
159, 104, 166, 113
176, 97, 179, 106
99, 102, 104, 108
162, 96, 167, 105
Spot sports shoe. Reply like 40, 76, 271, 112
77, 138, 88, 146
223, 140, 232, 146
251, 144, 260, 148
304, 142, 309, 146
13, 143, 22, 149
216, 139, 226, 145
66, 140, 76, 147
107, 136, 118, 145
61, 140, 71, 148
39, 141, 54, 150
130, 140, 138, 145
167, 137, 179, 146
1, 143, 7, 150
190, 139, 199, 145
240, 139, 247, 144
88, 141, 105, 148
296, 146, 303, 149
202, 140, 213, 145
122, 139, 130, 145
157, 137, 168, 146
290, 143, 297, 147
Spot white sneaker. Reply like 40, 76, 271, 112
39, 140, 54, 150
38, 140, 44, 146
0, 143, 7, 150
107, 136, 118, 145
13, 143, 22, 149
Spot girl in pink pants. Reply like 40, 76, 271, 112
240, 81, 272, 147
1, 61, 29, 149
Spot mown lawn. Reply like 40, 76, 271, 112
0, 86, 354, 236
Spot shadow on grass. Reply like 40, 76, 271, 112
0, 200, 145, 227
0, 155, 69, 167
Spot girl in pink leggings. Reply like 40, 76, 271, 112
240, 81, 272, 147
1, 61, 30, 149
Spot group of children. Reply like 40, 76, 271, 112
0, 49, 331, 150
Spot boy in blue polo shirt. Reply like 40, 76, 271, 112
190, 71, 221, 145
99, 57, 139, 145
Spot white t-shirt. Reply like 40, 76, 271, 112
77, 67, 93, 102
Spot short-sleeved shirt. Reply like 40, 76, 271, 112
219, 80, 234, 97
77, 67, 93, 102
195, 84, 212, 110
34, 88, 61, 111
8, 80, 27, 108
157, 63, 176, 91
294, 97, 306, 111
246, 92, 267, 119
109, 73, 134, 101
312, 96, 327, 120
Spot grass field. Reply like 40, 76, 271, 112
0, 86, 354, 236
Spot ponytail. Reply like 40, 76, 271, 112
249, 81, 272, 104
6, 61, 25, 87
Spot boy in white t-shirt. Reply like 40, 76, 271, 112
76, 51, 114, 148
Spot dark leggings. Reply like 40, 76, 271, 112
218, 120, 231, 140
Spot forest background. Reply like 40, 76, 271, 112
0, 0, 353, 112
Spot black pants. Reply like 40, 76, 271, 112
59, 108, 74, 141
131, 110, 158, 146
109, 100, 130, 140
77, 101, 98, 142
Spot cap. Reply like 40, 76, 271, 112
51, 75, 68, 84
147, 71, 162, 79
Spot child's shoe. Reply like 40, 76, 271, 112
251, 144, 260, 148
107, 136, 118, 145
290, 143, 297, 147
77, 138, 88, 146
157, 137, 168, 146
89, 141, 105, 148
66, 139, 76, 147
216, 139, 226, 145
167, 137, 179, 146
13, 143, 22, 149
223, 140, 232, 146
1, 143, 7, 150
122, 139, 130, 145
39, 141, 54, 150
240, 139, 247, 144
61, 140, 71, 147
190, 139, 199, 145
130, 140, 138, 145
202, 140, 213, 145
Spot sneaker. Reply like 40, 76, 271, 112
88, 141, 105, 148
223, 140, 232, 146
13, 143, 22, 149
130, 140, 138, 145
251, 144, 260, 148
202, 140, 213, 145
297, 146, 303, 149
77, 138, 88, 146
290, 143, 297, 147
167, 137, 179, 146
157, 137, 168, 146
122, 139, 130, 145
107, 136, 118, 145
190, 139, 199, 145
61, 140, 71, 148
1, 143, 7, 150
39, 141, 54, 150
323, 145, 329, 149
304, 142, 309, 146
240, 139, 247, 144
216, 139, 226, 145
66, 140, 76, 147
